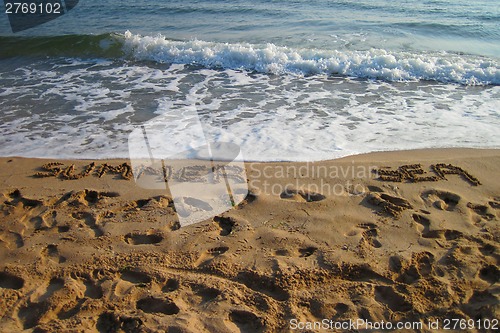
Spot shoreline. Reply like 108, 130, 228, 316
0, 148, 498, 332
2, 146, 500, 163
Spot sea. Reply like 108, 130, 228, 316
0, 0, 499, 161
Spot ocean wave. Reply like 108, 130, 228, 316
122, 31, 499, 85
1, 32, 498, 85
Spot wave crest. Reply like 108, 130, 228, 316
1, 31, 497, 85
123, 31, 499, 85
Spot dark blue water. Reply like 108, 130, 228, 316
2, 0, 499, 56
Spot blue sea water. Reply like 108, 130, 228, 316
0, 0, 499, 160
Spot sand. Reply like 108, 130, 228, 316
0, 148, 498, 332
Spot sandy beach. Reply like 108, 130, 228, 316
0, 148, 498, 332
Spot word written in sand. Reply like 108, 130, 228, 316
374, 163, 481, 186
34, 162, 133, 180
133, 164, 246, 183
33, 162, 246, 184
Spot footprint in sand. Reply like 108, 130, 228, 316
340, 263, 393, 284
0, 231, 24, 250
467, 202, 496, 221
366, 192, 412, 217
274, 248, 292, 256
112, 269, 153, 298
124, 232, 163, 245
24, 275, 88, 324
120, 269, 152, 285
190, 284, 222, 304
72, 211, 104, 237
58, 225, 70, 233
478, 242, 498, 261
345, 222, 375, 237
5, 189, 43, 208
280, 188, 326, 203
17, 301, 47, 329
125, 198, 157, 211
207, 246, 230, 255
412, 213, 433, 233
429, 229, 463, 240
195, 246, 229, 267
479, 264, 499, 284
57, 300, 86, 320
69, 189, 120, 207
237, 190, 257, 207
171, 196, 214, 219
69, 272, 104, 299
32, 277, 65, 303
3, 190, 48, 233
41, 244, 66, 264
273, 246, 317, 258
91, 268, 111, 281
466, 290, 498, 315
136, 296, 180, 315
56, 274, 104, 320
29, 210, 57, 231
421, 189, 460, 211
366, 185, 384, 193
233, 270, 290, 301
299, 246, 318, 257
162, 278, 180, 293
228, 309, 264, 332
333, 303, 351, 319
488, 197, 500, 209
82, 279, 103, 299
131, 196, 172, 211
213, 216, 236, 236
29, 215, 50, 231
357, 222, 377, 229
396, 251, 440, 284
169, 220, 181, 231
412, 214, 463, 240
96, 312, 143, 332
361, 228, 382, 249
354, 223, 382, 248
374, 285, 412, 312
0, 271, 25, 290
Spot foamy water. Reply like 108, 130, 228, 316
0, 57, 498, 161
123, 31, 499, 85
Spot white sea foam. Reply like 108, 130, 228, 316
123, 31, 500, 86
0, 57, 498, 161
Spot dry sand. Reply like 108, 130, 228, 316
0, 148, 498, 332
